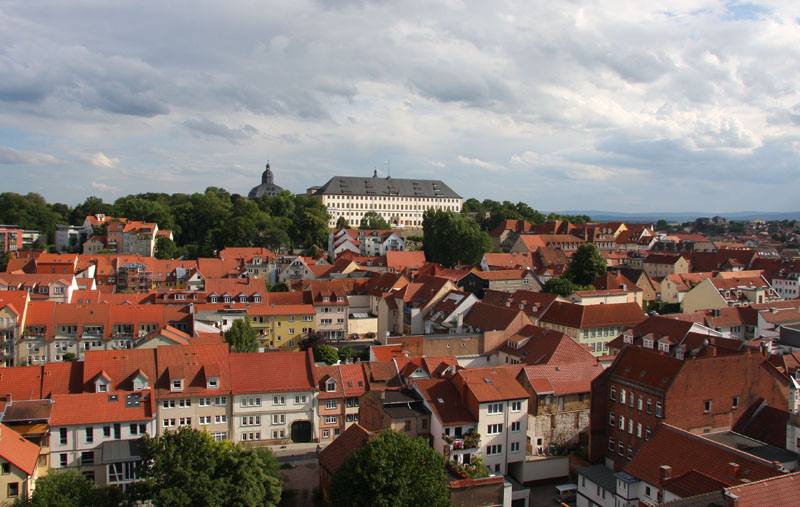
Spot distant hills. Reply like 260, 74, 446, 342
552, 210, 800, 223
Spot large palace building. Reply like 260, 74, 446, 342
311, 171, 462, 228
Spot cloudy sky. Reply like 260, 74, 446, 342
2, 1, 800, 213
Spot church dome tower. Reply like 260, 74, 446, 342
248, 161, 284, 199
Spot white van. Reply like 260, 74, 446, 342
552, 483, 577, 504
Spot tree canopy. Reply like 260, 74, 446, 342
564, 243, 607, 286
314, 344, 339, 365
461, 198, 590, 232
131, 427, 281, 507
154, 236, 178, 259
17, 469, 123, 507
359, 211, 391, 230
422, 209, 492, 268
329, 430, 450, 507
0, 189, 330, 257
224, 319, 259, 353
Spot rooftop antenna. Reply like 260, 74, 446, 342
385, 160, 391, 179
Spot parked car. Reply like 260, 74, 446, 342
350, 333, 360, 340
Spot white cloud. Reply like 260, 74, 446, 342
0, 1, 799, 212
90, 181, 119, 192
0, 146, 57, 165
85, 152, 120, 169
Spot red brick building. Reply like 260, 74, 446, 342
589, 346, 790, 469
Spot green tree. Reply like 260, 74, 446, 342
541, 277, 579, 296
19, 468, 122, 507
314, 344, 339, 365
62, 352, 77, 362
131, 427, 281, 507
329, 430, 450, 507
0, 251, 12, 272
359, 211, 391, 230
269, 281, 289, 292
224, 319, 259, 353
564, 244, 607, 286
335, 216, 350, 229
154, 236, 179, 260
338, 346, 356, 362
423, 209, 492, 267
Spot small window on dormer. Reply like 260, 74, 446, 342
171, 379, 184, 392
326, 380, 336, 392
337, 296, 344, 302
207, 377, 219, 390
238, 295, 247, 303
223, 295, 231, 303
323, 296, 330, 302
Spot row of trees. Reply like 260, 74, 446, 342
18, 428, 448, 507
462, 198, 591, 232
0, 190, 331, 258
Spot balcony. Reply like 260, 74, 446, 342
443, 431, 481, 450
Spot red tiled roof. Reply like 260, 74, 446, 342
0, 367, 43, 400
386, 251, 426, 270
724, 470, 800, 506
463, 301, 526, 333
0, 424, 40, 476
319, 423, 372, 475
42, 362, 84, 397
624, 424, 784, 487
414, 378, 477, 424
662, 470, 728, 498
371, 344, 405, 362
540, 301, 644, 329
50, 392, 155, 425
453, 366, 527, 402
473, 269, 531, 281
82, 349, 158, 392
501, 325, 596, 365
155, 344, 231, 397
229, 350, 315, 394
523, 362, 603, 395
607, 346, 684, 392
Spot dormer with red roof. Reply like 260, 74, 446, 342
94, 371, 111, 393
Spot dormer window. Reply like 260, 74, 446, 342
643, 338, 653, 349
326, 379, 337, 392
238, 295, 247, 303
323, 296, 330, 302
207, 377, 219, 390
337, 296, 344, 302
209, 295, 218, 303
223, 295, 231, 303
171, 379, 184, 392
253, 294, 261, 303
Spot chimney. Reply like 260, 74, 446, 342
727, 462, 740, 479
456, 313, 464, 334
659, 465, 672, 482
723, 492, 739, 507
760, 341, 770, 358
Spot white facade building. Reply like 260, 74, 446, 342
312, 173, 462, 228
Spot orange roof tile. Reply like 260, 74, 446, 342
229, 350, 316, 394
50, 392, 154, 425
0, 424, 40, 476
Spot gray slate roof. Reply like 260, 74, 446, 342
314, 175, 461, 199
